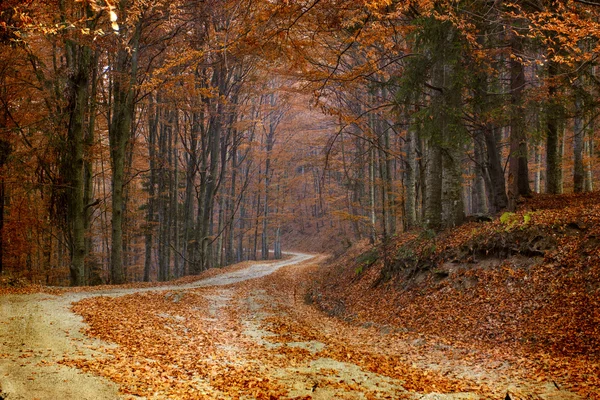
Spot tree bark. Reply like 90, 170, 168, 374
0, 139, 9, 275
404, 116, 418, 229
584, 125, 594, 192
545, 61, 561, 194
424, 140, 443, 231
508, 30, 531, 209
109, 16, 141, 284
143, 94, 158, 282
64, 32, 93, 286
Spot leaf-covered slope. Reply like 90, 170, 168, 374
311, 192, 600, 398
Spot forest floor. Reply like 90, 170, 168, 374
0, 243, 589, 399
309, 193, 600, 400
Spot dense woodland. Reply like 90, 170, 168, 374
1, 0, 600, 286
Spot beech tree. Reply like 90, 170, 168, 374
3, 0, 600, 284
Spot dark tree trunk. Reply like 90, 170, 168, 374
0, 139, 8, 274
64, 40, 92, 286
573, 93, 585, 193
508, 33, 531, 209
109, 18, 141, 284
143, 94, 158, 282
481, 127, 508, 213
545, 61, 561, 194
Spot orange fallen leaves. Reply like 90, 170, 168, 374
312, 192, 600, 399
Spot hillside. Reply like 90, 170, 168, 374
309, 192, 600, 398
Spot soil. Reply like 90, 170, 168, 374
0, 252, 583, 399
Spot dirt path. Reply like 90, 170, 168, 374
0, 253, 312, 400
0, 253, 582, 399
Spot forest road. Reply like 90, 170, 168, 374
0, 252, 581, 399
0, 253, 313, 400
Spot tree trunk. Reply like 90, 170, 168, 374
261, 142, 272, 261
183, 110, 200, 275
197, 101, 222, 270
473, 133, 488, 215
584, 124, 594, 192
0, 140, 9, 275
109, 17, 141, 284
368, 145, 377, 241
274, 226, 282, 259
226, 137, 237, 265
534, 144, 541, 193
65, 40, 92, 286
424, 140, 443, 231
545, 61, 561, 194
84, 50, 100, 285
157, 108, 173, 282
404, 117, 418, 229
143, 94, 158, 282
473, 68, 507, 214
442, 144, 464, 228
376, 110, 395, 237
508, 31, 531, 209
172, 121, 180, 278
573, 106, 584, 193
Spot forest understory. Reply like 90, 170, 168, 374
1, 192, 597, 399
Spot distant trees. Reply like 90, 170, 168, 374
265, 0, 600, 238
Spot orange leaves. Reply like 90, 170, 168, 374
62, 290, 220, 398
311, 192, 600, 398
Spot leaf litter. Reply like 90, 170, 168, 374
4, 192, 598, 399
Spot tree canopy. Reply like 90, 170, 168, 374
1, 0, 600, 285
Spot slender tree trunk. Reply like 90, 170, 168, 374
424, 55, 447, 231
217, 192, 226, 267
261, 93, 278, 259
274, 226, 281, 259
0, 143, 7, 274
183, 111, 200, 275
534, 144, 542, 193
376, 111, 395, 237
172, 124, 180, 278
157, 108, 173, 281
368, 145, 377, 241
546, 61, 561, 194
424, 140, 443, 231
574, 104, 584, 193
226, 138, 237, 265
405, 117, 418, 229
473, 68, 507, 214
473, 133, 488, 215
558, 124, 564, 193
261, 151, 271, 260
584, 123, 594, 192
84, 50, 99, 285
238, 198, 246, 262
252, 177, 261, 261
143, 95, 158, 282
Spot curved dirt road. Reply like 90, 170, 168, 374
0, 252, 581, 399
0, 253, 314, 400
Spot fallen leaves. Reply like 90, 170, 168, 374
312, 192, 600, 399
46, 195, 600, 398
